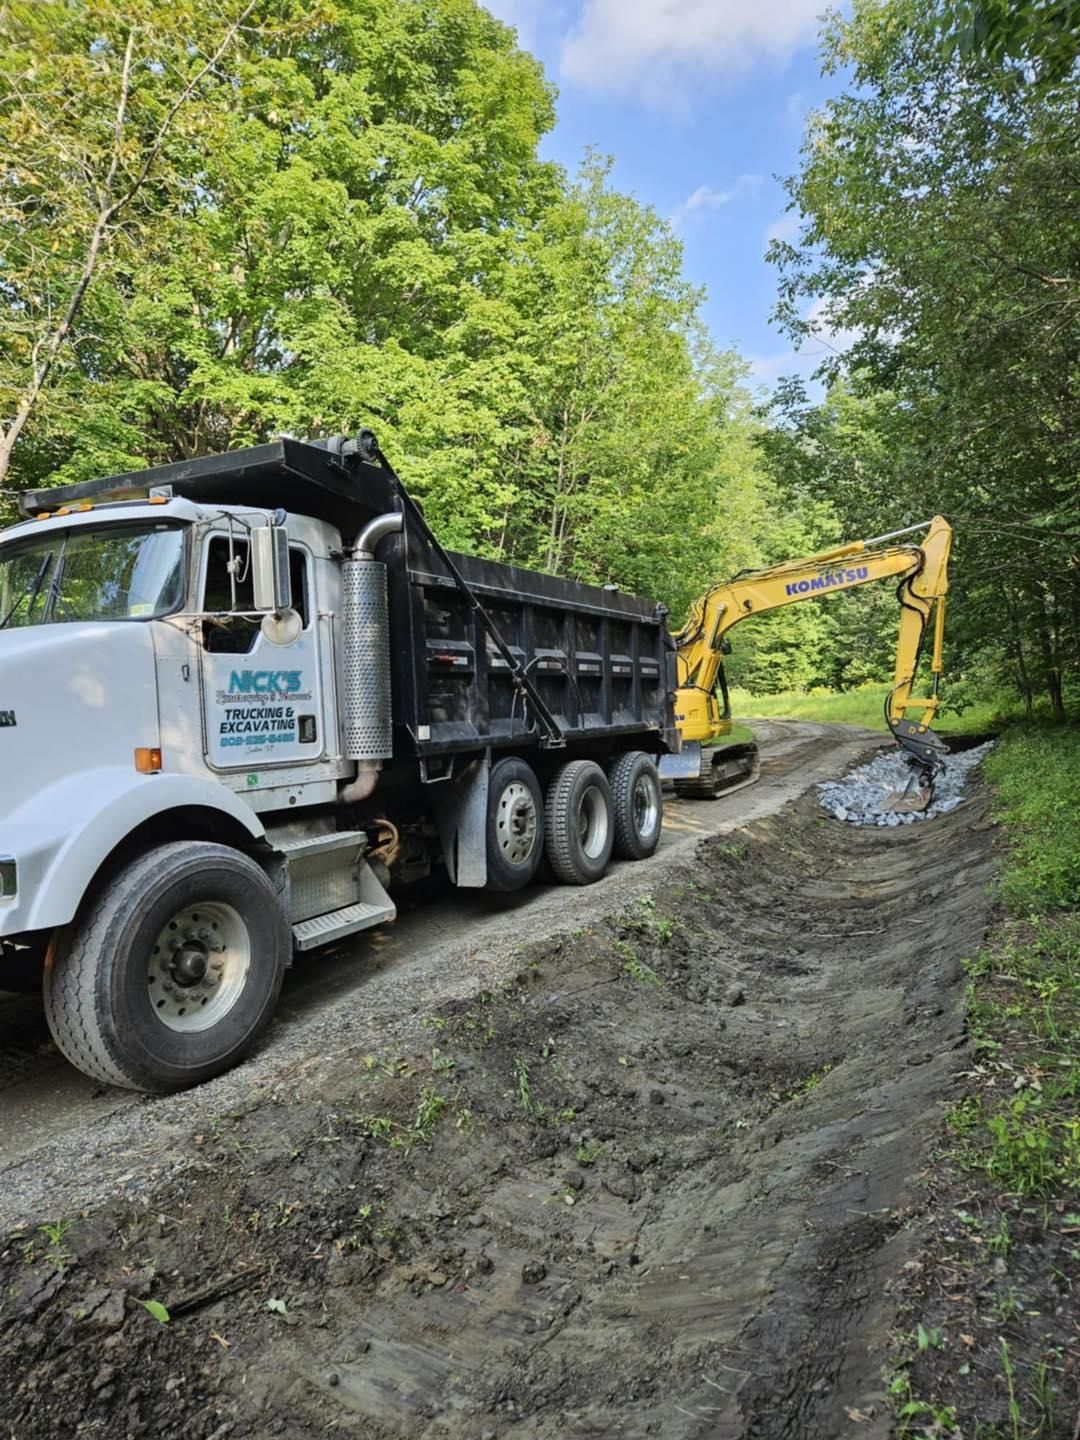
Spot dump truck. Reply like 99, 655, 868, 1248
0, 434, 678, 1091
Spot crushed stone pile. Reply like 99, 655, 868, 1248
818, 740, 995, 826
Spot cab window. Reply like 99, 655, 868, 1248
201, 537, 309, 653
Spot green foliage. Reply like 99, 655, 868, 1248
937, 0, 1080, 79
730, 683, 1061, 735
985, 729, 1080, 912
768, 0, 1079, 720
0, 0, 787, 628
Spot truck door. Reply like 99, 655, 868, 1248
198, 533, 324, 770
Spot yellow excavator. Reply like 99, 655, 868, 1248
662, 515, 953, 810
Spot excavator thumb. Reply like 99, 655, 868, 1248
884, 718, 949, 814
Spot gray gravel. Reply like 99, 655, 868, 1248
817, 740, 994, 826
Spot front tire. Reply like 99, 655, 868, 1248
544, 760, 614, 885
44, 842, 289, 1092
608, 751, 663, 860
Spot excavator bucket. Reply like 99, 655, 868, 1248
882, 766, 935, 814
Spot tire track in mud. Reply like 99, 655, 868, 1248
0, 774, 997, 1440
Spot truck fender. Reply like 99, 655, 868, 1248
7, 768, 265, 934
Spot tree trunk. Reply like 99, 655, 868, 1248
1035, 605, 1066, 722
1003, 586, 1034, 720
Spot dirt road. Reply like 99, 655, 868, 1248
0, 721, 999, 1440
0, 718, 885, 1222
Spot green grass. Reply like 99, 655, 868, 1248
712, 720, 756, 747
985, 728, 1080, 913
730, 682, 893, 731
729, 682, 1053, 737
954, 728, 1080, 1196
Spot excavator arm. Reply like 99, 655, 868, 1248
667, 516, 953, 802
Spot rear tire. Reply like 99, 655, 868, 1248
43, 842, 288, 1092
544, 760, 614, 885
608, 751, 663, 860
485, 757, 544, 893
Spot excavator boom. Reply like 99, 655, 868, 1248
666, 516, 953, 804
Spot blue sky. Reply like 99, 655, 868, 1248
482, 0, 849, 393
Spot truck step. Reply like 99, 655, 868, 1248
292, 896, 396, 951
272, 830, 367, 860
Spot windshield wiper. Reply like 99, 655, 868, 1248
0, 551, 53, 629
42, 535, 69, 624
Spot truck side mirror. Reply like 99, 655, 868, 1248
251, 525, 292, 612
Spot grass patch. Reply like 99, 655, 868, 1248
729, 683, 1060, 737
708, 721, 756, 747
985, 728, 1080, 913
955, 729, 1080, 1198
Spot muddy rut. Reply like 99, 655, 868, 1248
0, 783, 996, 1440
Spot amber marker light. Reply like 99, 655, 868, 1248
135, 747, 163, 774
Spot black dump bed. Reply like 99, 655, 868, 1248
21, 437, 679, 761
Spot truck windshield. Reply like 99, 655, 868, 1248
0, 522, 186, 628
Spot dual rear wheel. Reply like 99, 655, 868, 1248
485, 751, 662, 891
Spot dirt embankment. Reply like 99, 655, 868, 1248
0, 784, 996, 1440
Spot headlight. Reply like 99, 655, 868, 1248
0, 859, 16, 899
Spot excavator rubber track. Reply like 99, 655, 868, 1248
673, 741, 761, 800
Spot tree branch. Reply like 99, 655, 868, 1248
0, 2, 256, 485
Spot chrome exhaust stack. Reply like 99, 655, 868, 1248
339, 512, 403, 801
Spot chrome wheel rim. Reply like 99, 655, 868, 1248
495, 781, 538, 867
632, 773, 660, 840
147, 901, 251, 1033
579, 784, 610, 860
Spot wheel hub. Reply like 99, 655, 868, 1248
632, 774, 659, 838
171, 942, 209, 986
496, 781, 538, 866
147, 902, 251, 1033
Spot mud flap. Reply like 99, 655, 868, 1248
429, 756, 489, 888
658, 743, 704, 781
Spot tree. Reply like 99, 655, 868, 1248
771, 0, 1079, 716
0, 0, 258, 497
1, 0, 789, 638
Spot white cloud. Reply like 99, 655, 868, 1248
748, 349, 800, 385
672, 173, 761, 229
764, 211, 801, 248
561, 0, 826, 104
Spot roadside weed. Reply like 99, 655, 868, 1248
513, 1055, 532, 1112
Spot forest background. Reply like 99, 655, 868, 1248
0, 0, 1076, 720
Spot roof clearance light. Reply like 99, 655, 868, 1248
134, 747, 163, 774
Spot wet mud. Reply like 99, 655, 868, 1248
0, 784, 996, 1439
